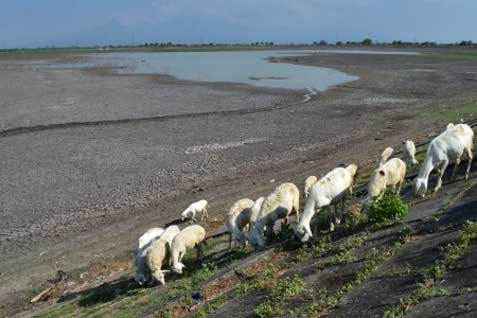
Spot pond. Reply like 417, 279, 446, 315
87, 50, 359, 91
71, 49, 417, 91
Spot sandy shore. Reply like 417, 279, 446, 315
1, 48, 477, 316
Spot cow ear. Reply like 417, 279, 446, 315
379, 170, 385, 176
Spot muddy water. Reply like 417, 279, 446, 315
85, 50, 359, 91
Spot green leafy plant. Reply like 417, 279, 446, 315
252, 275, 305, 317
368, 190, 409, 223
269, 275, 305, 299
254, 303, 274, 318
383, 221, 477, 317
344, 211, 369, 229
275, 222, 294, 241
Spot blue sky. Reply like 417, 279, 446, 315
1, 0, 476, 48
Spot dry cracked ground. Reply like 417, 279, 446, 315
1, 48, 477, 317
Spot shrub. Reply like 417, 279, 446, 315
368, 190, 408, 223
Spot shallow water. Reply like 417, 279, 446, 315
87, 50, 360, 91
58, 49, 417, 91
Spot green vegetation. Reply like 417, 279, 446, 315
321, 233, 368, 267
324, 249, 356, 266
383, 221, 477, 318
294, 235, 331, 263
422, 100, 477, 122
28, 132, 477, 318
253, 275, 305, 318
274, 223, 295, 241
439, 54, 477, 61
0, 44, 288, 56
339, 232, 369, 251
368, 190, 409, 223
344, 210, 369, 229
190, 255, 291, 318
32, 237, 254, 318
361, 38, 373, 46
3, 38, 477, 59
306, 239, 405, 317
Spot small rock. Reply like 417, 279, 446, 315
270, 179, 276, 183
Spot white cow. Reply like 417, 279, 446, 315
414, 123, 474, 197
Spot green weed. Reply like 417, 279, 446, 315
368, 190, 409, 223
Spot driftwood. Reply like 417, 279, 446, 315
30, 270, 69, 303
30, 287, 53, 303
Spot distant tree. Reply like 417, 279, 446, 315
335, 41, 343, 46
459, 40, 473, 46
361, 38, 373, 46
420, 41, 437, 46
319, 40, 328, 46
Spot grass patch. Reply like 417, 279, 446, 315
253, 275, 305, 318
189, 253, 290, 318
383, 221, 477, 318
294, 235, 331, 263
439, 54, 477, 61
306, 239, 405, 317
324, 249, 357, 267
320, 233, 368, 267
422, 100, 477, 122
0, 45, 309, 56
339, 233, 369, 251
32, 237, 254, 318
